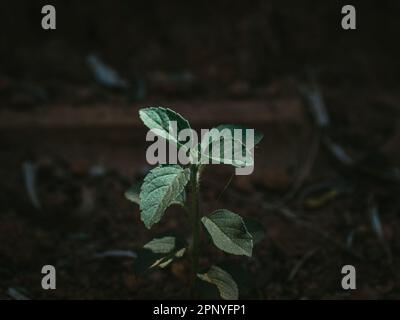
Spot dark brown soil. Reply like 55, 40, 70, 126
0, 0, 399, 299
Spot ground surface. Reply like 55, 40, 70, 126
0, 88, 399, 299
0, 0, 399, 299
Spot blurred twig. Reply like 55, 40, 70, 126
367, 195, 393, 264
268, 130, 320, 209
300, 77, 355, 168
267, 206, 364, 260
207, 177, 364, 260
287, 248, 318, 282
216, 172, 235, 201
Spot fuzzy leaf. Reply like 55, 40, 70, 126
171, 191, 186, 207
139, 107, 192, 149
140, 165, 190, 229
216, 124, 263, 146
197, 266, 239, 300
197, 126, 256, 167
125, 182, 186, 207
144, 236, 179, 253
134, 236, 186, 274
201, 209, 253, 257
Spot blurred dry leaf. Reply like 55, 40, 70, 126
22, 161, 41, 210
7, 287, 30, 300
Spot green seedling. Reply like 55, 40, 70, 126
125, 107, 264, 299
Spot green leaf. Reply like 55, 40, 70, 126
198, 129, 254, 168
171, 190, 186, 207
143, 236, 180, 253
139, 107, 192, 149
134, 236, 186, 274
192, 125, 262, 167
216, 124, 263, 146
201, 209, 253, 257
197, 266, 239, 300
125, 181, 186, 207
193, 125, 263, 167
140, 165, 190, 229
243, 218, 265, 244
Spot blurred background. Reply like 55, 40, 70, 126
0, 0, 399, 299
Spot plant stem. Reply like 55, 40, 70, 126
190, 165, 200, 298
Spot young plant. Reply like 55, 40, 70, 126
125, 107, 264, 299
